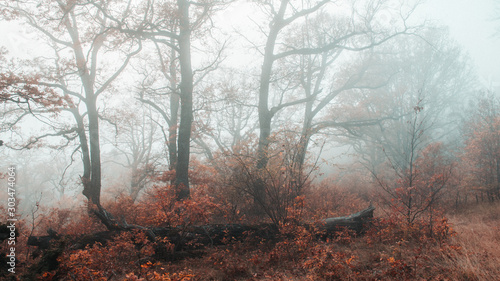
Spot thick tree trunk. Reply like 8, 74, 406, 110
65, 10, 104, 208
71, 109, 92, 197
174, 0, 193, 200
295, 125, 312, 172
87, 98, 102, 206
321, 205, 375, 233
254, 2, 288, 211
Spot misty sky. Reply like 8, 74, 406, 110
420, 0, 500, 90
1, 0, 499, 91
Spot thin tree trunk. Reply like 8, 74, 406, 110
296, 116, 313, 172
168, 74, 179, 172
72, 109, 92, 199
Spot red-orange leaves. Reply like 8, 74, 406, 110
0, 72, 73, 111
137, 184, 222, 227
58, 230, 154, 280
461, 94, 500, 202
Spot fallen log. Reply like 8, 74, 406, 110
25, 205, 375, 277
321, 204, 375, 233
28, 205, 375, 250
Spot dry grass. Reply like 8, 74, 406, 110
441, 203, 500, 280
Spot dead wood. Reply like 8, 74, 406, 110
25, 205, 375, 276
28, 205, 374, 250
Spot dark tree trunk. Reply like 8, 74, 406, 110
174, 0, 193, 200
295, 120, 313, 172
87, 97, 102, 206
65, 11, 104, 208
168, 88, 179, 172
71, 109, 92, 197
320, 205, 375, 233
254, 1, 288, 210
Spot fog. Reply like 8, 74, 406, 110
0, 0, 498, 242
2, 0, 500, 278
0, 0, 496, 208
420, 0, 500, 91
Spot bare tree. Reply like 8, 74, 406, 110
1, 0, 141, 229
343, 29, 475, 176
253, 0, 417, 169
94, 0, 226, 200
136, 42, 180, 173
244, 0, 419, 209
191, 72, 258, 161
106, 105, 162, 202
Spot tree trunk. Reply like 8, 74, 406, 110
71, 109, 92, 198
87, 97, 102, 206
295, 116, 313, 172
321, 205, 375, 233
168, 44, 179, 172
255, 1, 287, 170
254, 1, 288, 211
174, 0, 194, 200
168, 89, 179, 173
65, 11, 104, 208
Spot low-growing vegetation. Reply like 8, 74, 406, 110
1, 0, 499, 280
2, 171, 499, 280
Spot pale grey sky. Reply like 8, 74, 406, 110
2, 0, 499, 91
419, 0, 500, 90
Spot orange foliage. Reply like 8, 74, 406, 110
18, 128, 500, 280
56, 230, 154, 280
0, 71, 73, 110
135, 184, 224, 227
377, 142, 454, 229
304, 178, 368, 221
460, 95, 500, 203
33, 204, 106, 236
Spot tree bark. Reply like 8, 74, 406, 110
321, 205, 375, 233
87, 97, 102, 206
256, 0, 288, 170
167, 42, 180, 172
168, 87, 179, 172
174, 0, 194, 200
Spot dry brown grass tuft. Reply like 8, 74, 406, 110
442, 203, 500, 280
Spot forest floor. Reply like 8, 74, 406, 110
9, 203, 500, 280
117, 203, 500, 281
